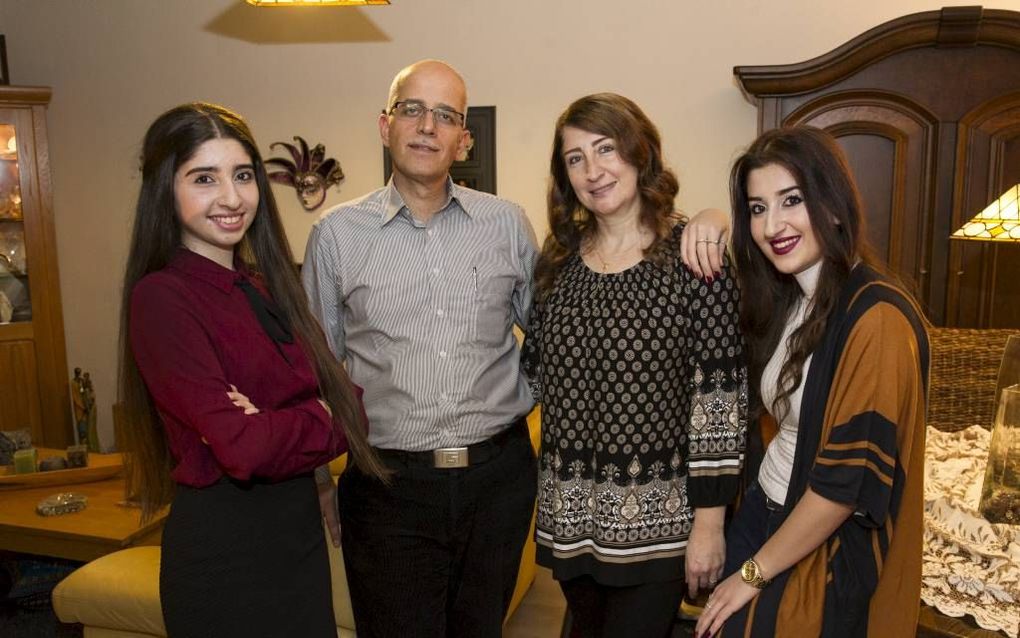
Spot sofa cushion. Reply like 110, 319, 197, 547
52, 546, 165, 636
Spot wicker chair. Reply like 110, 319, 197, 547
926, 327, 1020, 432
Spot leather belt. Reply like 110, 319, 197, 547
763, 493, 784, 512
375, 418, 526, 469
755, 479, 785, 512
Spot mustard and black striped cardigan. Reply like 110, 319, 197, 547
732, 265, 929, 638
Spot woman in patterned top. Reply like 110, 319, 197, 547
522, 93, 748, 638
695, 127, 928, 638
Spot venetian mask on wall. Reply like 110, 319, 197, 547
266, 136, 344, 211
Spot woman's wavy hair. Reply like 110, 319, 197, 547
731, 126, 878, 423
534, 93, 680, 297
119, 102, 385, 520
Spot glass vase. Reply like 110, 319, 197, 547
980, 384, 1020, 524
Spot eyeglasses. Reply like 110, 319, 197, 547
388, 101, 465, 128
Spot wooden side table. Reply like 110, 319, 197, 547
0, 476, 167, 562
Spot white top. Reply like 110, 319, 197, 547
757, 261, 823, 505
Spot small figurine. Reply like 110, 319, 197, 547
71, 368, 99, 452
83, 372, 99, 452
72, 368, 88, 446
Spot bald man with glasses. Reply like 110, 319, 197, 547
303, 59, 538, 638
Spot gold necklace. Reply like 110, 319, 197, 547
590, 232, 648, 274
593, 245, 610, 274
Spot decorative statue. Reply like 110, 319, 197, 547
266, 136, 344, 211
72, 368, 87, 445
71, 367, 99, 452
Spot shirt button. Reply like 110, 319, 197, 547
427, 229, 434, 237
440, 392, 449, 401
439, 350, 448, 358
432, 267, 440, 276
436, 308, 445, 317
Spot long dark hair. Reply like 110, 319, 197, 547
119, 102, 385, 519
534, 93, 680, 297
730, 126, 876, 422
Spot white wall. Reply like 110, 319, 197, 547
2, 0, 1017, 447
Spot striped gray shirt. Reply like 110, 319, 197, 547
302, 179, 538, 451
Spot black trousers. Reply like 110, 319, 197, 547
560, 574, 686, 638
338, 423, 537, 638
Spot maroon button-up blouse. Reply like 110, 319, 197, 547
129, 248, 349, 487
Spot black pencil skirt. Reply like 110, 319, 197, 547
160, 474, 335, 638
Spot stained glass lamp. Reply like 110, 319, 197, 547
952, 184, 1020, 242
244, 0, 389, 5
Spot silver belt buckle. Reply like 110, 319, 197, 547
433, 447, 469, 468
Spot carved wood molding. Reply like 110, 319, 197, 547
784, 89, 939, 130
735, 7, 1020, 100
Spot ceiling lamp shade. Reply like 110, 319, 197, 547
952, 184, 1020, 242
244, 0, 389, 5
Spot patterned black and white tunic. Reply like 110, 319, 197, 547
522, 224, 747, 586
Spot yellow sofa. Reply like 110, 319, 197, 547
52, 410, 541, 637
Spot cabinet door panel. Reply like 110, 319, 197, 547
949, 94, 1020, 328
0, 339, 43, 441
837, 133, 895, 259
786, 94, 938, 310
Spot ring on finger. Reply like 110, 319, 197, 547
704, 601, 714, 610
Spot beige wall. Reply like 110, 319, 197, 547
1, 0, 1016, 448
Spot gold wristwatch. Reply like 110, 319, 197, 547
740, 558, 771, 589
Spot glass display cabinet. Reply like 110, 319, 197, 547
0, 86, 70, 447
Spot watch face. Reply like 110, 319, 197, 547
741, 560, 756, 581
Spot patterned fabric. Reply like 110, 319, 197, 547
302, 179, 538, 451
725, 266, 930, 638
522, 224, 747, 586
923, 426, 1018, 638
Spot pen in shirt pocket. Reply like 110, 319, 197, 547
472, 266, 478, 292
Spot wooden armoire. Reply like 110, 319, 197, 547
735, 6, 1020, 328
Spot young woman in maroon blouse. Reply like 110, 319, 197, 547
118, 103, 384, 638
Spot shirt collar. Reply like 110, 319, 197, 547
380, 176, 474, 226
168, 247, 244, 293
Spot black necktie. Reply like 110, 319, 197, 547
235, 278, 294, 345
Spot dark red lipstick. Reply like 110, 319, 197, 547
769, 236, 800, 255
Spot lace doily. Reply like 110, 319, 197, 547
923, 426, 1020, 637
